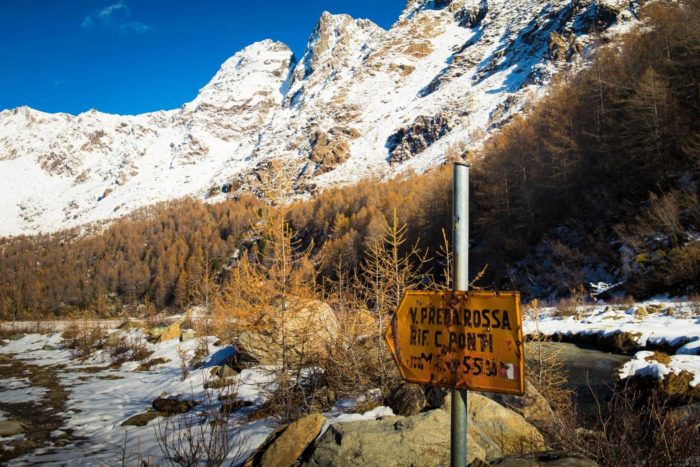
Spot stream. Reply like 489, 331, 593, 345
526, 341, 630, 423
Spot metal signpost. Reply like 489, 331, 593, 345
383, 162, 525, 467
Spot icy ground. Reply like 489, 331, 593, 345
523, 299, 700, 387
0, 329, 392, 465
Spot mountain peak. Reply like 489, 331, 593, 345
186, 40, 294, 112
294, 11, 385, 83
0, 0, 637, 236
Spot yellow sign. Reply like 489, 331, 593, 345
384, 290, 525, 395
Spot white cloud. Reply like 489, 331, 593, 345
81, 1, 152, 34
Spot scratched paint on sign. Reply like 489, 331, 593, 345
384, 290, 525, 395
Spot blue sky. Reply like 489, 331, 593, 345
0, 1, 406, 115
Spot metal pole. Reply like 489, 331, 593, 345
451, 162, 469, 467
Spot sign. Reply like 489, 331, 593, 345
384, 290, 525, 395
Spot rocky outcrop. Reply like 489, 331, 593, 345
548, 32, 570, 62
454, 0, 489, 28
309, 131, 351, 174
483, 381, 554, 425
305, 394, 544, 466
387, 114, 451, 164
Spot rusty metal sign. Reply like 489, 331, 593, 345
384, 290, 525, 395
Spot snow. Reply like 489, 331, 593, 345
0, 328, 393, 465
0, 386, 48, 404
619, 351, 700, 387
0, 0, 640, 237
525, 300, 700, 389
523, 301, 700, 355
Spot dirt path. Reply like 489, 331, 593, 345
0, 354, 81, 464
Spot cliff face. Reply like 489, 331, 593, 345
0, 0, 638, 236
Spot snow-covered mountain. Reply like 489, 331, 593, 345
0, 0, 638, 237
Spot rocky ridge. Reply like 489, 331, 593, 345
0, 0, 638, 236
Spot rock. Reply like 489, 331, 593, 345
309, 131, 351, 174
668, 402, 700, 424
483, 381, 554, 425
454, 1, 488, 28
204, 378, 237, 390
147, 325, 167, 341
635, 306, 648, 317
180, 328, 196, 342
387, 114, 451, 164
152, 397, 198, 414
0, 420, 27, 437
236, 298, 339, 365
489, 450, 599, 466
306, 394, 544, 466
230, 348, 260, 371
159, 322, 181, 342
221, 399, 254, 415
245, 413, 326, 467
385, 383, 426, 416
548, 32, 570, 61
425, 385, 448, 409
122, 410, 162, 427
41, 344, 56, 351
309, 386, 336, 413
135, 357, 170, 371
7, 333, 24, 341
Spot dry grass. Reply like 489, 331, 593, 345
607, 295, 636, 306
0, 321, 58, 338
61, 321, 107, 359
105, 334, 152, 366
554, 286, 585, 318
155, 377, 248, 466
645, 351, 672, 365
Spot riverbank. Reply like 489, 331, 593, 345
523, 299, 700, 397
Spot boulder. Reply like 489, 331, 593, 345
236, 298, 339, 365
385, 383, 426, 416
245, 413, 326, 467
306, 394, 544, 466
210, 364, 239, 379
483, 381, 554, 425
152, 397, 198, 414
159, 322, 181, 342
635, 306, 648, 318
122, 410, 162, 427
0, 420, 27, 437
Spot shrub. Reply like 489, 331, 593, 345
105, 334, 152, 366
61, 321, 106, 359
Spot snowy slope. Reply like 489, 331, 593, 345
0, 0, 638, 236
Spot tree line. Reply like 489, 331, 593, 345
1, 0, 698, 319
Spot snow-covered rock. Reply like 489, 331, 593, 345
0, 0, 639, 236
